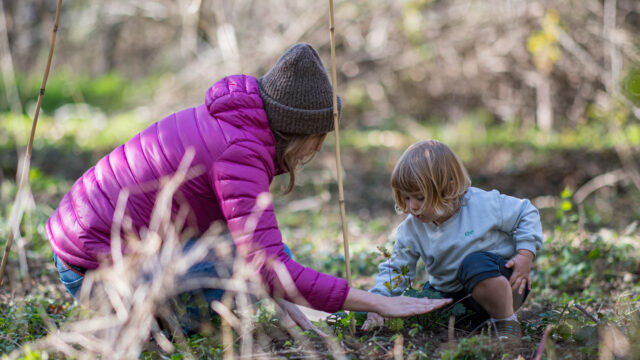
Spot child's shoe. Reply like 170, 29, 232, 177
490, 319, 521, 342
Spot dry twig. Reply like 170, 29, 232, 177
0, 0, 63, 286
328, 0, 354, 335
531, 326, 552, 360
575, 304, 600, 323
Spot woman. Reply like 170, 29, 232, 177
47, 43, 451, 332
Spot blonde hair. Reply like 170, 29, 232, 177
391, 140, 471, 217
273, 131, 326, 194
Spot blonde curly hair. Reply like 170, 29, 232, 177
391, 140, 471, 217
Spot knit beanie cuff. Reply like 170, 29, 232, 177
259, 78, 341, 134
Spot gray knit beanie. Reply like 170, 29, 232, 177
258, 43, 342, 134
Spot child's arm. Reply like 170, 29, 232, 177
370, 225, 421, 297
498, 195, 543, 255
361, 311, 384, 331
362, 223, 445, 331
498, 193, 543, 293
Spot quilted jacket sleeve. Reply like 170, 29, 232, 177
211, 140, 349, 312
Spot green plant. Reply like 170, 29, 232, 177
623, 67, 640, 106
439, 336, 493, 360
0, 70, 150, 114
402, 287, 467, 331
0, 297, 74, 354
535, 228, 640, 295
375, 245, 415, 294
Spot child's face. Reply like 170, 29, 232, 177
404, 192, 447, 224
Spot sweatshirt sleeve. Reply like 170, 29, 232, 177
211, 141, 349, 312
370, 222, 421, 297
497, 192, 544, 256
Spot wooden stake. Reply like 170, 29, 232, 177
447, 315, 456, 349
0, 0, 63, 286
328, 0, 354, 334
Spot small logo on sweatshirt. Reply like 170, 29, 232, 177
465, 230, 474, 237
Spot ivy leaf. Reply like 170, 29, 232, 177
408, 324, 421, 337
339, 312, 354, 327
377, 246, 391, 259
353, 312, 368, 327
400, 264, 410, 276
392, 275, 403, 289
560, 187, 573, 199
403, 288, 420, 298
387, 318, 404, 332
418, 288, 443, 299
451, 303, 467, 316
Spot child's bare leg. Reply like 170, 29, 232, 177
470, 276, 513, 319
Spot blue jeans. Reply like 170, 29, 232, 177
52, 239, 293, 333
175, 239, 293, 333
52, 252, 84, 298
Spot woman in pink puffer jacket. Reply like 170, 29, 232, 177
47, 43, 450, 332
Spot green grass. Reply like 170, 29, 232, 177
0, 70, 163, 114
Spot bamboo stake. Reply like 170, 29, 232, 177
0, 0, 23, 114
0, 0, 63, 286
328, 0, 355, 334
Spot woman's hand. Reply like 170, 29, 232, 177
505, 249, 534, 294
361, 312, 385, 331
374, 295, 452, 318
343, 288, 452, 319
274, 298, 328, 337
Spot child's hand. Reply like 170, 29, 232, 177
505, 249, 535, 295
274, 298, 328, 337
361, 312, 385, 331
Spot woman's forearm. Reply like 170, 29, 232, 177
342, 288, 381, 313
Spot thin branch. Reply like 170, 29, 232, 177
328, 0, 353, 335
532, 326, 552, 360
0, 0, 63, 286
575, 304, 600, 323
447, 315, 455, 346
573, 168, 628, 204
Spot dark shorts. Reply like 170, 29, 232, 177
424, 251, 529, 324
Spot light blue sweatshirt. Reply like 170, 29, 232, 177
370, 187, 543, 295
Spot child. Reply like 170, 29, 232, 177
362, 140, 543, 340
48, 44, 451, 334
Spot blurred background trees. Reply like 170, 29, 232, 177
3, 0, 639, 128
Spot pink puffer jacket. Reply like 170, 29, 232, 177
46, 75, 349, 312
